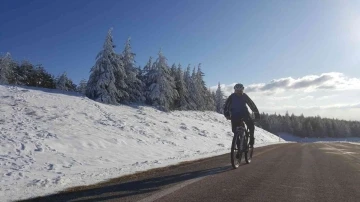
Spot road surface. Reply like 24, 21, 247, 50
22, 143, 360, 202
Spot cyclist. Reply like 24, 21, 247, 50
224, 83, 260, 148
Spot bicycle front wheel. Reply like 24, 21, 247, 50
231, 132, 243, 169
245, 135, 253, 164
245, 146, 253, 164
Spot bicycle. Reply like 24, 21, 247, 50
230, 119, 254, 169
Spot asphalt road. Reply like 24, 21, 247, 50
22, 143, 360, 202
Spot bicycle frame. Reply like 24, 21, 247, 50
235, 121, 250, 152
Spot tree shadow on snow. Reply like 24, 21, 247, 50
20, 166, 232, 202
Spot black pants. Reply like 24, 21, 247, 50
231, 118, 255, 145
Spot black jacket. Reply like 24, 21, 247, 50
223, 93, 260, 119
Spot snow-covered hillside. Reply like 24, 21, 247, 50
0, 85, 285, 201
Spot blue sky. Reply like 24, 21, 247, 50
1, 0, 360, 119
1, 0, 359, 85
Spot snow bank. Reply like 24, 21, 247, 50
0, 85, 285, 201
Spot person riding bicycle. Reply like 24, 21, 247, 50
223, 83, 260, 148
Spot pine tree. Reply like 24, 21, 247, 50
143, 57, 153, 82
196, 64, 213, 110
291, 114, 302, 136
284, 111, 294, 133
86, 28, 124, 104
0, 52, 12, 84
259, 113, 271, 131
143, 57, 153, 104
183, 65, 196, 110
188, 66, 202, 110
35, 65, 56, 88
212, 91, 218, 110
56, 72, 76, 91
170, 63, 177, 78
215, 82, 225, 113
205, 88, 216, 111
13, 61, 33, 86
304, 120, 314, 137
56, 73, 67, 90
121, 37, 144, 103
146, 50, 179, 111
174, 64, 190, 110
11, 61, 52, 87
77, 79, 88, 94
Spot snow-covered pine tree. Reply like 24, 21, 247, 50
86, 28, 125, 104
211, 91, 217, 110
195, 64, 215, 111
77, 79, 88, 94
0, 52, 12, 84
56, 72, 76, 91
205, 88, 216, 111
325, 119, 335, 137
169, 63, 178, 109
146, 50, 179, 111
66, 76, 77, 91
305, 120, 314, 137
35, 65, 56, 88
121, 37, 144, 103
188, 66, 202, 110
189, 64, 210, 110
136, 65, 143, 82
113, 52, 128, 103
183, 65, 196, 110
291, 113, 302, 136
170, 63, 177, 78
284, 111, 294, 134
174, 64, 190, 110
56, 72, 67, 90
143, 57, 153, 83
215, 82, 225, 113
12, 61, 33, 86
142, 57, 153, 103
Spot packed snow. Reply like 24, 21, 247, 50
0, 85, 285, 201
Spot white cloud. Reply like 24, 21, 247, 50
316, 95, 333, 100
214, 72, 360, 120
218, 72, 360, 95
300, 96, 314, 100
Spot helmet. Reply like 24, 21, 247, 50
234, 83, 244, 91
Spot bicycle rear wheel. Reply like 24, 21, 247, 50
231, 131, 243, 169
245, 134, 253, 164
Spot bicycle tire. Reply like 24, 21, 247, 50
245, 131, 253, 164
245, 146, 253, 164
231, 130, 243, 169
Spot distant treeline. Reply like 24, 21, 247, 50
0, 54, 80, 92
257, 112, 360, 138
